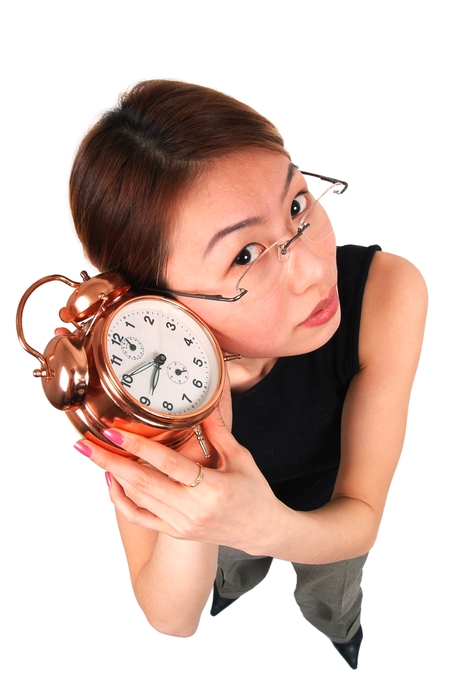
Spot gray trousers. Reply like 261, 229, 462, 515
215, 546, 368, 644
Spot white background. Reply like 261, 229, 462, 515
2, 1, 466, 698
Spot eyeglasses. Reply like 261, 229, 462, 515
147, 171, 348, 304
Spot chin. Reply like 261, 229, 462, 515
296, 305, 341, 355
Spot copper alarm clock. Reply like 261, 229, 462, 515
17, 271, 234, 457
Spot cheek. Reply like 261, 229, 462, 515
179, 296, 270, 352
205, 303, 286, 355
173, 298, 237, 349
314, 233, 337, 269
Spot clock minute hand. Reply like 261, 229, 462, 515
150, 354, 167, 395
151, 366, 160, 394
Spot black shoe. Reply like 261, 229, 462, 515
210, 582, 238, 617
332, 626, 363, 669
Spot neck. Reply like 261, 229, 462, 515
227, 356, 277, 393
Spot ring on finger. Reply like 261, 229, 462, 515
183, 463, 205, 488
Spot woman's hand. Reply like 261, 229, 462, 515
75, 400, 284, 555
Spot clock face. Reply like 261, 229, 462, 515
103, 297, 221, 417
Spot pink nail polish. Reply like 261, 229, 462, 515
103, 428, 125, 445
105, 472, 112, 487
74, 441, 93, 457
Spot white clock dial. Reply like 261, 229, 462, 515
104, 297, 220, 416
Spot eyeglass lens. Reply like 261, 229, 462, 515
234, 175, 341, 305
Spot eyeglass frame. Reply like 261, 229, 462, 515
142, 171, 348, 303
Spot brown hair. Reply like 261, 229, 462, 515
69, 79, 288, 289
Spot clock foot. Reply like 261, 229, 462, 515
193, 425, 210, 458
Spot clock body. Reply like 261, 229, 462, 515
17, 272, 226, 455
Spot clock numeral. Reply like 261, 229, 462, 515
166, 321, 176, 331
184, 337, 194, 346
162, 401, 174, 411
111, 332, 123, 346
121, 373, 134, 389
181, 393, 192, 403
192, 378, 203, 388
193, 357, 203, 367
111, 354, 123, 366
140, 396, 151, 406
125, 321, 135, 328
144, 315, 154, 325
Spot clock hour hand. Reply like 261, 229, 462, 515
129, 353, 167, 380
129, 359, 155, 376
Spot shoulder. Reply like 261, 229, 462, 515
359, 251, 428, 371
365, 251, 427, 315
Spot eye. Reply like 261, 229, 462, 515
291, 193, 308, 218
233, 242, 265, 267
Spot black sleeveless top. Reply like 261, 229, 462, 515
231, 244, 381, 512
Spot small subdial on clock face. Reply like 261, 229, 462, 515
167, 361, 189, 384
120, 337, 145, 361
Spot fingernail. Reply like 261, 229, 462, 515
74, 441, 93, 457
103, 428, 125, 445
105, 472, 112, 487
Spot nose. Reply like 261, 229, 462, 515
286, 231, 332, 293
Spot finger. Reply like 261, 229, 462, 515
115, 475, 202, 537
107, 473, 167, 531
79, 440, 202, 531
74, 439, 173, 504
100, 428, 206, 487
109, 464, 213, 540
75, 432, 208, 502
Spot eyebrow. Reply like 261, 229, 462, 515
203, 161, 299, 258
281, 161, 298, 202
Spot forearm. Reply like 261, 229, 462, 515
254, 496, 379, 565
132, 533, 218, 637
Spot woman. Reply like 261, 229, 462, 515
71, 80, 427, 669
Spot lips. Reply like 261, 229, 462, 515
299, 287, 339, 327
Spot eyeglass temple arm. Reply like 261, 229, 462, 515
140, 287, 248, 303
300, 171, 348, 194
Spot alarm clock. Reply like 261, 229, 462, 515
17, 271, 234, 457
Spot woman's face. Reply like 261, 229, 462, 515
167, 150, 341, 360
